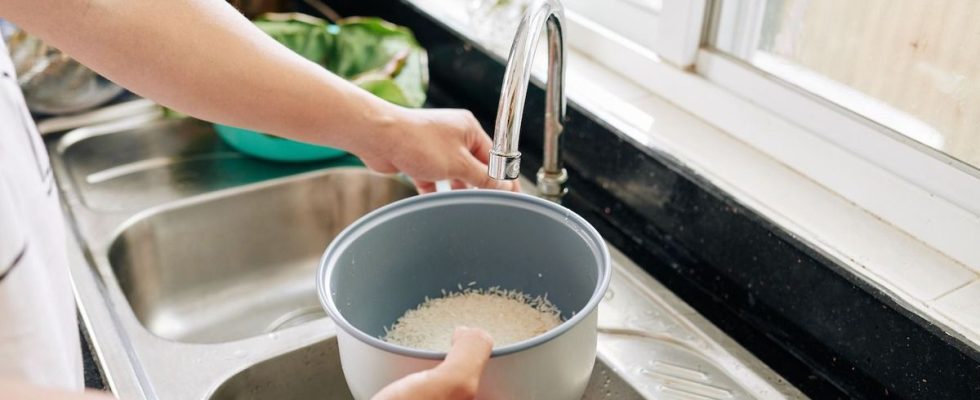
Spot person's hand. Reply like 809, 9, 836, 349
373, 327, 494, 400
357, 108, 519, 194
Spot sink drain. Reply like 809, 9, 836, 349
266, 306, 326, 332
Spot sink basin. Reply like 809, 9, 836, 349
59, 118, 356, 212
108, 168, 416, 343
210, 337, 353, 400
210, 336, 643, 400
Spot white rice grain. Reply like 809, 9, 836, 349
382, 287, 563, 352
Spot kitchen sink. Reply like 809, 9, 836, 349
48, 110, 803, 399
209, 336, 643, 400
210, 337, 354, 400
57, 117, 351, 212
108, 169, 415, 343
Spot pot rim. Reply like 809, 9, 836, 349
316, 189, 611, 360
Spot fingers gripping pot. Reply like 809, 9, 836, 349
317, 190, 611, 399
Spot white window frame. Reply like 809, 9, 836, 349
563, 0, 662, 51
695, 50, 980, 270
703, 0, 980, 270
567, 0, 980, 272
564, 0, 704, 68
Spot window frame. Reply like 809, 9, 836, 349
702, 0, 980, 270
695, 49, 980, 270
563, 0, 662, 51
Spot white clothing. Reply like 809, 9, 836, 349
0, 39, 83, 390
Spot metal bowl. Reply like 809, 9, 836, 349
5, 28, 123, 115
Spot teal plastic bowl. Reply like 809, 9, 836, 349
214, 124, 348, 162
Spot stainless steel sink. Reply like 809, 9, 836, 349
210, 337, 354, 400
48, 109, 805, 399
57, 117, 350, 212
108, 169, 415, 343
209, 337, 643, 400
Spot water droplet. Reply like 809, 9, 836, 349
267, 332, 279, 340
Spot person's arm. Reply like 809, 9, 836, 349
0, 0, 514, 192
374, 327, 493, 400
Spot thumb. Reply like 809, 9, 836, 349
372, 327, 492, 400
439, 327, 493, 375
431, 327, 493, 399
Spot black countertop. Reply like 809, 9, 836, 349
80, 320, 106, 391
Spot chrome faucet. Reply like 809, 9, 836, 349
487, 0, 567, 202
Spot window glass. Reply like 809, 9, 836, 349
713, 0, 980, 170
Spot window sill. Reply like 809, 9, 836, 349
404, 0, 980, 351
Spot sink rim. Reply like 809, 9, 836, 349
55, 116, 364, 213
104, 166, 410, 248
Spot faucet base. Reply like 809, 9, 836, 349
537, 168, 568, 202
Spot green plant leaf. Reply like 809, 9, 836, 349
254, 14, 427, 108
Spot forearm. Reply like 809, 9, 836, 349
1, 0, 401, 154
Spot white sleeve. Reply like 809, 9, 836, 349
0, 39, 83, 391
0, 172, 82, 391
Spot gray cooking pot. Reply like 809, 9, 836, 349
317, 189, 610, 399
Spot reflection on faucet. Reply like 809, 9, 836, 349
487, 0, 567, 202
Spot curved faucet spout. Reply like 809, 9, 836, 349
487, 0, 567, 202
